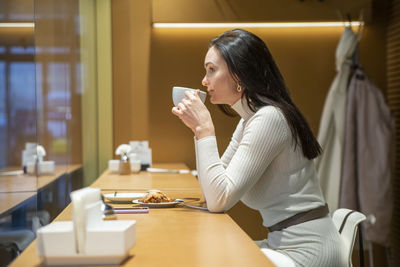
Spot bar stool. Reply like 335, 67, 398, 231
332, 208, 367, 267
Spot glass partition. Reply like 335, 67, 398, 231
33, 0, 83, 241
0, 0, 104, 265
0, 1, 38, 265
0, 0, 35, 170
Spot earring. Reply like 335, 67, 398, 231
236, 84, 242, 92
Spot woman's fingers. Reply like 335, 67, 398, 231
178, 102, 186, 111
172, 98, 191, 117
184, 90, 193, 99
171, 90, 211, 135
184, 90, 199, 101
171, 106, 182, 116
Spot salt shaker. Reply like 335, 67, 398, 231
119, 153, 131, 175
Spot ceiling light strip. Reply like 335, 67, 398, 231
0, 22, 35, 28
153, 22, 362, 29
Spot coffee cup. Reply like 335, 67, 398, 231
172, 86, 207, 107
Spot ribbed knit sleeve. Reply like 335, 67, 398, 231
195, 107, 289, 212
220, 119, 243, 168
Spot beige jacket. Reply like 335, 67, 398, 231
340, 68, 394, 247
316, 27, 358, 212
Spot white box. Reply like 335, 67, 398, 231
37, 220, 136, 265
37, 221, 76, 257
27, 161, 55, 175
85, 220, 136, 255
108, 160, 120, 173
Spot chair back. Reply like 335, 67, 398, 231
332, 208, 366, 267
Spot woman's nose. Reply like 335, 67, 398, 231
202, 76, 208, 87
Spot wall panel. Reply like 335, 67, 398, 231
112, 0, 389, 245
387, 0, 400, 265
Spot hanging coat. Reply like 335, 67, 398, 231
339, 68, 394, 247
315, 27, 359, 213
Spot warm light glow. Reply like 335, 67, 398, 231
153, 22, 362, 29
0, 22, 35, 28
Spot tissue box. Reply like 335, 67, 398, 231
129, 141, 152, 170
37, 220, 136, 265
27, 161, 55, 175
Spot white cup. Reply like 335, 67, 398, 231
172, 86, 207, 107
130, 159, 141, 173
108, 160, 120, 173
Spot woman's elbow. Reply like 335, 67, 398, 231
207, 204, 226, 213
205, 196, 230, 213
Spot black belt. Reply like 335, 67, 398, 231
267, 204, 329, 232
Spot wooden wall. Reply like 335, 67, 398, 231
112, 0, 151, 146
149, 27, 341, 168
111, 0, 387, 244
387, 0, 400, 266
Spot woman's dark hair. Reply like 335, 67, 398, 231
209, 29, 321, 159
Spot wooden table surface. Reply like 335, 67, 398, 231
91, 163, 199, 191
10, 163, 273, 267
0, 164, 81, 215
0, 164, 81, 193
0, 192, 36, 215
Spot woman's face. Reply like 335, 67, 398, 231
202, 46, 242, 106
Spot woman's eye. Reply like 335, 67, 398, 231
208, 67, 215, 73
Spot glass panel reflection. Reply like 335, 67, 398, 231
0, 1, 37, 265
37, 62, 70, 163
34, 0, 83, 233
0, 61, 6, 168
0, 0, 85, 264
9, 46, 35, 54
9, 62, 37, 166
4, 0, 34, 21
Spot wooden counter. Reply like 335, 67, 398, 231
0, 164, 81, 217
91, 163, 199, 191
0, 192, 36, 215
0, 164, 81, 193
10, 163, 273, 267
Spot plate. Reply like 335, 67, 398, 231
104, 192, 147, 202
132, 199, 182, 208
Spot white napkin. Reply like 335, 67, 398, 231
70, 187, 101, 254
146, 167, 190, 174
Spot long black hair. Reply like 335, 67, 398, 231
210, 29, 321, 159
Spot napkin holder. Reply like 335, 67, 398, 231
36, 188, 136, 265
22, 142, 37, 173
108, 158, 141, 174
27, 160, 55, 175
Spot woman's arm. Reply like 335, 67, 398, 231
220, 120, 243, 168
196, 108, 289, 212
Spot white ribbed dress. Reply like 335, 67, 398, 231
194, 99, 345, 267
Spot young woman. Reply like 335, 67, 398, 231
172, 29, 344, 267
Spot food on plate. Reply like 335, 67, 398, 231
141, 190, 173, 203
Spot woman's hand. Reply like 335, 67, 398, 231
171, 90, 215, 139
